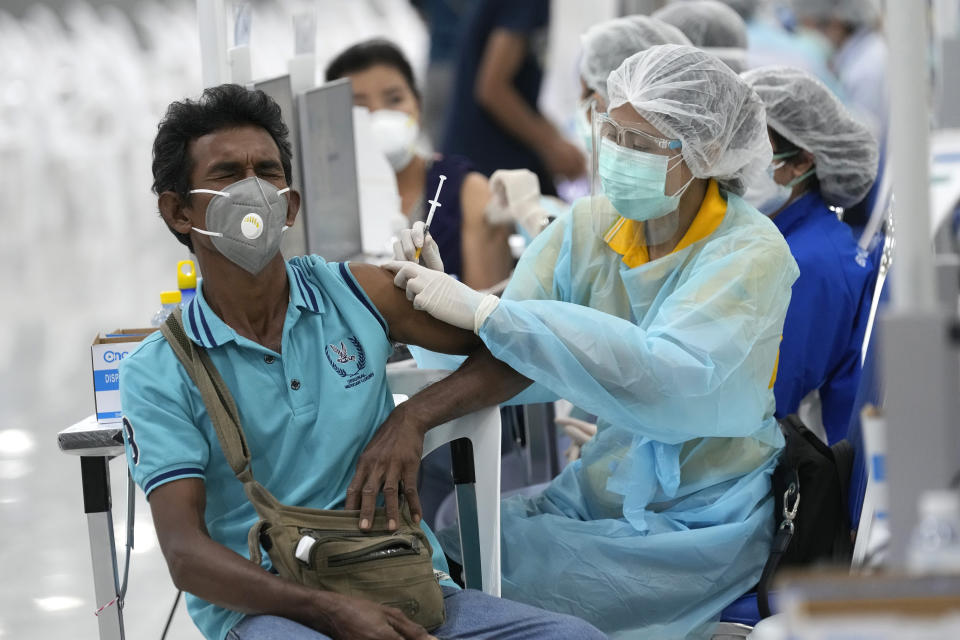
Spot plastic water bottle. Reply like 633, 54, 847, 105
178, 260, 197, 309
151, 291, 182, 327
907, 490, 960, 574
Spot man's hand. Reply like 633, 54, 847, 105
317, 592, 436, 640
346, 402, 425, 531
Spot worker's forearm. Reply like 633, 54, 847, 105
401, 345, 532, 432
478, 83, 556, 155
167, 532, 337, 630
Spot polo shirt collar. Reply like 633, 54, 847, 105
181, 261, 325, 348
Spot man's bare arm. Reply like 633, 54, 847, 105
474, 30, 585, 180
347, 264, 532, 529
349, 263, 482, 354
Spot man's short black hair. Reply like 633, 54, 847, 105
324, 39, 421, 102
151, 84, 293, 251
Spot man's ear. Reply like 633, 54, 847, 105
285, 189, 301, 226
159, 191, 193, 235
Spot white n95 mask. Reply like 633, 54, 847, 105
368, 109, 420, 171
190, 176, 290, 275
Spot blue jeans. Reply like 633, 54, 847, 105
226, 586, 605, 639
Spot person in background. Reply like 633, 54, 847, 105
653, 0, 750, 72
440, 0, 585, 196
326, 39, 513, 290
485, 15, 689, 241
382, 45, 799, 637
718, 0, 844, 95
789, 0, 887, 137
742, 66, 879, 444
415, 0, 476, 144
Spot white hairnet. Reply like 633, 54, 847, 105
742, 66, 878, 207
579, 16, 691, 102
715, 0, 761, 20
653, 1, 748, 72
789, 0, 881, 27
607, 44, 770, 195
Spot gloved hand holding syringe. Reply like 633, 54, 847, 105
393, 175, 446, 271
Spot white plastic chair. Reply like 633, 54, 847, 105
387, 368, 502, 597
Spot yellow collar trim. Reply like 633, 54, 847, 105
604, 179, 727, 268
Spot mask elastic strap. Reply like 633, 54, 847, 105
787, 167, 816, 188
670, 173, 697, 199
666, 153, 685, 174
192, 227, 224, 238
772, 150, 800, 161
190, 189, 230, 197
277, 187, 291, 196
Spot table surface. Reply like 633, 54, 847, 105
57, 415, 124, 457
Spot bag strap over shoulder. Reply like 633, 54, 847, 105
160, 309, 254, 484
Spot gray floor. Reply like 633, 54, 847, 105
0, 425, 203, 639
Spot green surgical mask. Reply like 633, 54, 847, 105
597, 138, 693, 222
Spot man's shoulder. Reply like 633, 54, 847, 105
287, 254, 348, 289
122, 330, 173, 373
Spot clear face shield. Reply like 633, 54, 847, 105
590, 107, 689, 248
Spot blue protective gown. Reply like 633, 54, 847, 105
451, 184, 799, 638
771, 190, 877, 445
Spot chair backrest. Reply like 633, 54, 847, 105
386, 368, 503, 596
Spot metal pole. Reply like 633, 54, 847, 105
882, 3, 960, 566
81, 456, 124, 640
887, 1, 936, 312
197, 0, 228, 89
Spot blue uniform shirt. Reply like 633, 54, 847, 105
119, 256, 452, 640
772, 191, 877, 443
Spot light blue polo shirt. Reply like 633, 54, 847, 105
119, 256, 453, 640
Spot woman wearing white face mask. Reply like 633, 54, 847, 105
325, 40, 513, 289
742, 65, 879, 445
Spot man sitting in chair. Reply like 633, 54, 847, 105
120, 84, 603, 640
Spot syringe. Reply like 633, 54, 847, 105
414, 174, 447, 262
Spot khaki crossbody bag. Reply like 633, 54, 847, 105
160, 310, 445, 630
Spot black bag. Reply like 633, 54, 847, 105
756, 414, 855, 617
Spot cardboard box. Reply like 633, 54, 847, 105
91, 328, 157, 423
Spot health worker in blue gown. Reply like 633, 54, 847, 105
742, 66, 879, 445
386, 45, 800, 638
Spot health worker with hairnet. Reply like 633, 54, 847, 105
486, 15, 689, 241
789, 0, 887, 137
383, 44, 799, 637
742, 66, 879, 445
653, 0, 749, 72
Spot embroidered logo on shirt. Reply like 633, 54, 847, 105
325, 336, 374, 389
122, 416, 140, 466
